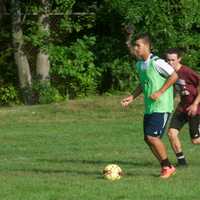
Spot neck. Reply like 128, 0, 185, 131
142, 51, 151, 61
175, 63, 182, 71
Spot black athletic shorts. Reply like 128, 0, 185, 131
169, 110, 200, 139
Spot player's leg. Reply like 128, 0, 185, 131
189, 115, 200, 144
168, 111, 187, 166
144, 137, 161, 161
145, 135, 169, 164
192, 137, 200, 144
143, 114, 161, 162
168, 128, 181, 152
144, 113, 176, 178
145, 135, 176, 178
168, 128, 187, 166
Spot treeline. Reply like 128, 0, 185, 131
0, 0, 199, 105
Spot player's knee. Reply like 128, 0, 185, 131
167, 129, 173, 137
192, 139, 198, 144
144, 136, 152, 144
191, 138, 200, 144
144, 135, 157, 144
168, 129, 177, 139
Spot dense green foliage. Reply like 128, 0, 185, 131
96, 3, 137, 93
0, 0, 200, 104
49, 36, 97, 98
109, 0, 200, 69
0, 85, 19, 105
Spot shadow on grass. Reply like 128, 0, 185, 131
26, 158, 157, 178
36, 158, 155, 168
11, 167, 155, 178
6, 159, 157, 178
13, 168, 101, 176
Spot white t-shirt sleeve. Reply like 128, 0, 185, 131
155, 59, 175, 77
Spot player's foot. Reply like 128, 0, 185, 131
160, 166, 176, 179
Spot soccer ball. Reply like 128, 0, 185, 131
103, 164, 123, 181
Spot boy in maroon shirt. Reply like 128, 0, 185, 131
166, 48, 200, 166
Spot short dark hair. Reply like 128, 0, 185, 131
166, 48, 183, 58
135, 33, 151, 47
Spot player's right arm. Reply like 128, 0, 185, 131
186, 77, 200, 116
121, 84, 142, 107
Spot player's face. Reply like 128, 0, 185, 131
166, 53, 181, 70
133, 39, 149, 58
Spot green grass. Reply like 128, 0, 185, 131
0, 95, 199, 200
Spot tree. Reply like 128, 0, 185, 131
11, 0, 32, 104
0, 0, 6, 20
36, 0, 50, 82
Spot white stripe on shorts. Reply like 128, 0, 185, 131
162, 113, 169, 128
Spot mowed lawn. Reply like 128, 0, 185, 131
0, 95, 199, 200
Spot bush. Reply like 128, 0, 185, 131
32, 81, 64, 104
97, 56, 138, 93
49, 35, 98, 98
0, 85, 19, 105
96, 35, 137, 93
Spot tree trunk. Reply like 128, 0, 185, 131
11, 0, 32, 104
36, 0, 50, 82
0, 0, 6, 20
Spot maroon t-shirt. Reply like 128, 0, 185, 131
175, 65, 200, 114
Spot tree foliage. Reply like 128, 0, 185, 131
0, 0, 199, 104
109, 0, 200, 70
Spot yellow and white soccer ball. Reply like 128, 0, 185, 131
103, 164, 123, 181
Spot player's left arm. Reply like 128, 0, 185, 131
186, 81, 200, 116
150, 59, 178, 100
150, 72, 178, 100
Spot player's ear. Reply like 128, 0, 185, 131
178, 56, 182, 62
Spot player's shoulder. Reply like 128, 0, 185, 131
150, 54, 166, 64
150, 54, 175, 76
180, 65, 200, 77
181, 65, 193, 71
180, 65, 196, 74
150, 55, 170, 68
135, 59, 143, 67
150, 54, 160, 61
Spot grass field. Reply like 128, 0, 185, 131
0, 95, 199, 200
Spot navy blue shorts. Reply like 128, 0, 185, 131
143, 113, 171, 138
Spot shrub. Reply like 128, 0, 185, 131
0, 85, 19, 105
49, 35, 98, 98
32, 81, 64, 104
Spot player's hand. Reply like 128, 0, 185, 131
186, 103, 198, 116
121, 95, 133, 107
150, 91, 162, 101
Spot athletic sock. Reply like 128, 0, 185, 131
176, 152, 187, 165
161, 158, 172, 168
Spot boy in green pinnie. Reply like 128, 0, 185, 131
121, 32, 178, 178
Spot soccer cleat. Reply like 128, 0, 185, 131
160, 166, 176, 179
